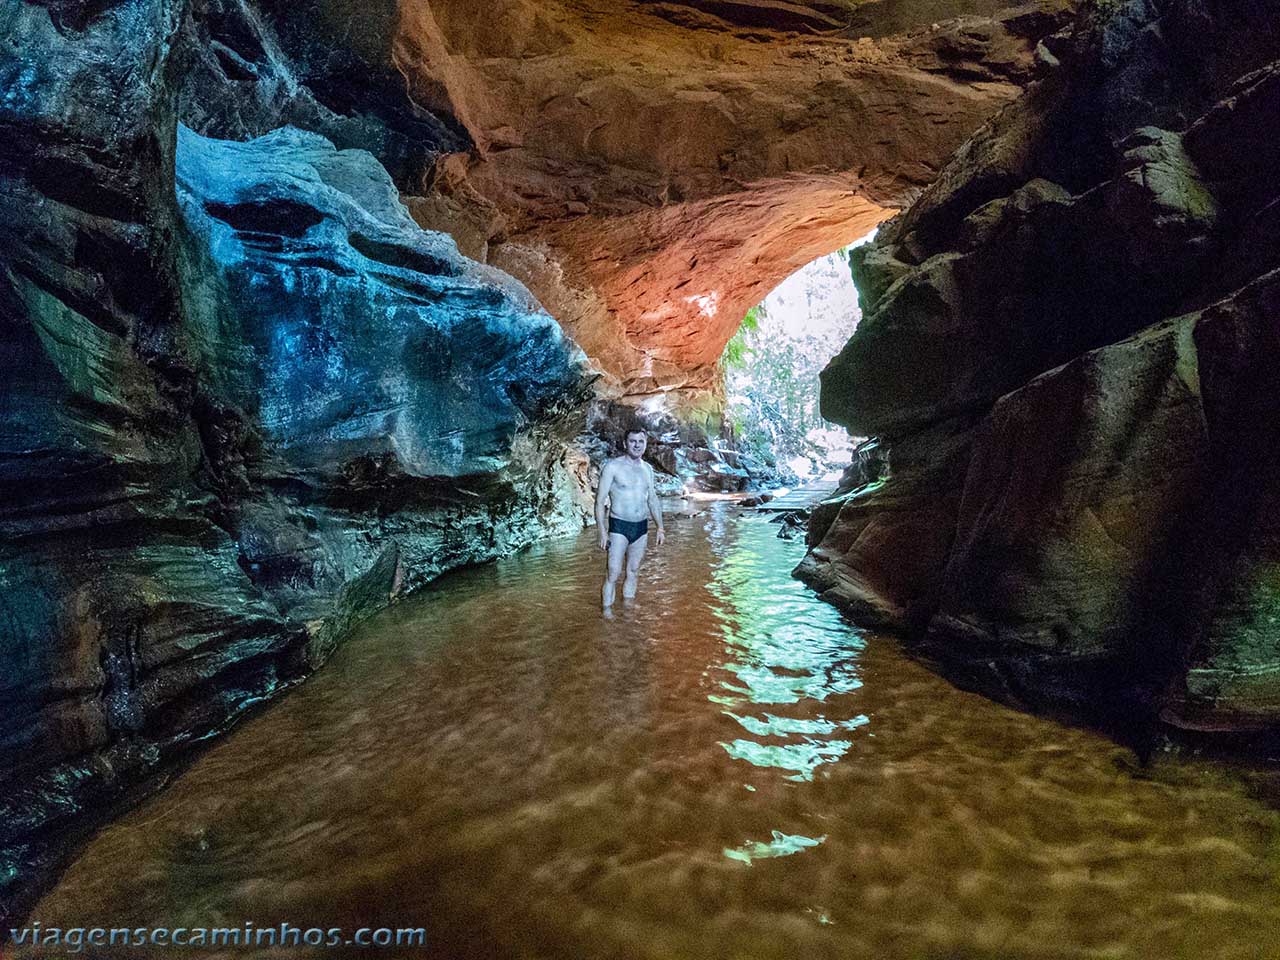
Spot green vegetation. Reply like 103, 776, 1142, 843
721, 305, 852, 478
722, 305, 761, 370
721, 243, 870, 478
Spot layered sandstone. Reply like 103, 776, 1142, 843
393, 0, 1076, 395
0, 0, 587, 922
0, 0, 1081, 925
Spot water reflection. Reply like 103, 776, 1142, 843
724, 831, 826, 865
17, 504, 1280, 960
705, 514, 867, 789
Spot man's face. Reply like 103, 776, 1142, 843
626, 432, 647, 458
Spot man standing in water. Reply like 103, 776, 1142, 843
596, 428, 665, 610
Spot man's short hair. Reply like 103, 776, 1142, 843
624, 427, 647, 441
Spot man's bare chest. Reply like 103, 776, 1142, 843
612, 464, 648, 491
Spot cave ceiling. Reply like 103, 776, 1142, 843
385, 0, 1075, 398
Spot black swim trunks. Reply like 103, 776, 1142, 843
608, 516, 649, 544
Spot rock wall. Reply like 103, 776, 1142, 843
799, 0, 1280, 744
0, 0, 589, 921
588, 399, 778, 496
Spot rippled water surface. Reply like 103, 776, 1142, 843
20, 507, 1280, 959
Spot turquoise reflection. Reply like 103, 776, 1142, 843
717, 661, 861, 704
723, 831, 827, 865
726, 712, 869, 737
719, 737, 852, 781
707, 517, 868, 793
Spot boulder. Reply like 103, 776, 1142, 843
926, 316, 1207, 712
796, 420, 971, 631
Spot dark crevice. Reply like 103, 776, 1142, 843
25, 156, 145, 223
348, 232, 458, 277
204, 199, 324, 237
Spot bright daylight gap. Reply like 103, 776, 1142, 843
722, 230, 876, 483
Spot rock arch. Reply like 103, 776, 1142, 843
393, 0, 1073, 396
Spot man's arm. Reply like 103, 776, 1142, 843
595, 461, 614, 549
646, 464, 665, 545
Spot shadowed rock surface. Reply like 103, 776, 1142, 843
176, 0, 469, 186
0, 3, 1079, 910
7, 0, 1278, 936
800, 0, 1280, 742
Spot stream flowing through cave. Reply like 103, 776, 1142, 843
17, 506, 1280, 959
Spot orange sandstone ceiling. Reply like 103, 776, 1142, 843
392, 0, 1075, 396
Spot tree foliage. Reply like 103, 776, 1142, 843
721, 305, 760, 369
720, 251, 862, 477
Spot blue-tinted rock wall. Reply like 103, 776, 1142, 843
0, 0, 591, 922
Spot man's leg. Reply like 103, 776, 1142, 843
602, 532, 628, 608
622, 534, 648, 600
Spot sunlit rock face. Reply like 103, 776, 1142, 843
0, 0, 588, 920
393, 0, 1077, 396
801, 0, 1280, 742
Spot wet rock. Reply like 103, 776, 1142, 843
772, 510, 807, 540
769, 507, 809, 523
806, 437, 888, 548
797, 421, 971, 631
698, 463, 750, 493
586, 398, 779, 495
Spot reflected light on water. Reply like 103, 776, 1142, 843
18, 504, 1280, 960
706, 517, 867, 788
724, 831, 827, 866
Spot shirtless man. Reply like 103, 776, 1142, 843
596, 428, 665, 610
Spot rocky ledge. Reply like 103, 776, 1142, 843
799, 0, 1280, 746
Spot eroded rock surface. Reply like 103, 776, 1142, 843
0, 0, 587, 922
801, 0, 1280, 742
588, 399, 779, 496
394, 0, 1077, 397
0, 0, 1193, 930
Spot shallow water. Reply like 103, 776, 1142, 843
17, 506, 1280, 959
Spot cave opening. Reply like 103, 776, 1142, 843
720, 232, 874, 485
